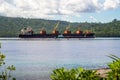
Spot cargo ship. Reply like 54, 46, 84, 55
19, 23, 95, 38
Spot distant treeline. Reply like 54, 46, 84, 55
0, 16, 120, 37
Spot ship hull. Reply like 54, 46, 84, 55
62, 33, 95, 38
19, 34, 59, 38
19, 33, 95, 38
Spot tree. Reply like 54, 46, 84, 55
0, 43, 16, 80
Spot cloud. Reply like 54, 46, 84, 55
90, 16, 97, 22
103, 0, 120, 10
62, 0, 102, 13
0, 0, 120, 20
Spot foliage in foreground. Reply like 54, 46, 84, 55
51, 54, 120, 80
51, 67, 100, 80
107, 54, 120, 80
0, 43, 16, 80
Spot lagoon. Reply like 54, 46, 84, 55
0, 38, 120, 80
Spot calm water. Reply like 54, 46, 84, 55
0, 38, 120, 80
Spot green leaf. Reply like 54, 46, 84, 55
7, 65, 16, 71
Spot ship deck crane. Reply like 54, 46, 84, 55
52, 22, 60, 34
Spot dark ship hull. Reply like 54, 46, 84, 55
19, 34, 59, 38
62, 33, 95, 38
19, 33, 95, 38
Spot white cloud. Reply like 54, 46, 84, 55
59, 0, 102, 15
0, 0, 120, 20
103, 0, 120, 10
90, 16, 97, 22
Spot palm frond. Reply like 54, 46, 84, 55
108, 54, 120, 61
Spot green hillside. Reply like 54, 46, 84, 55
0, 16, 120, 37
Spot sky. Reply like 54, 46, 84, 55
0, 0, 120, 23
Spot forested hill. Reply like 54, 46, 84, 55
0, 16, 120, 37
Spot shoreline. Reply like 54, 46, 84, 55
95, 68, 111, 78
